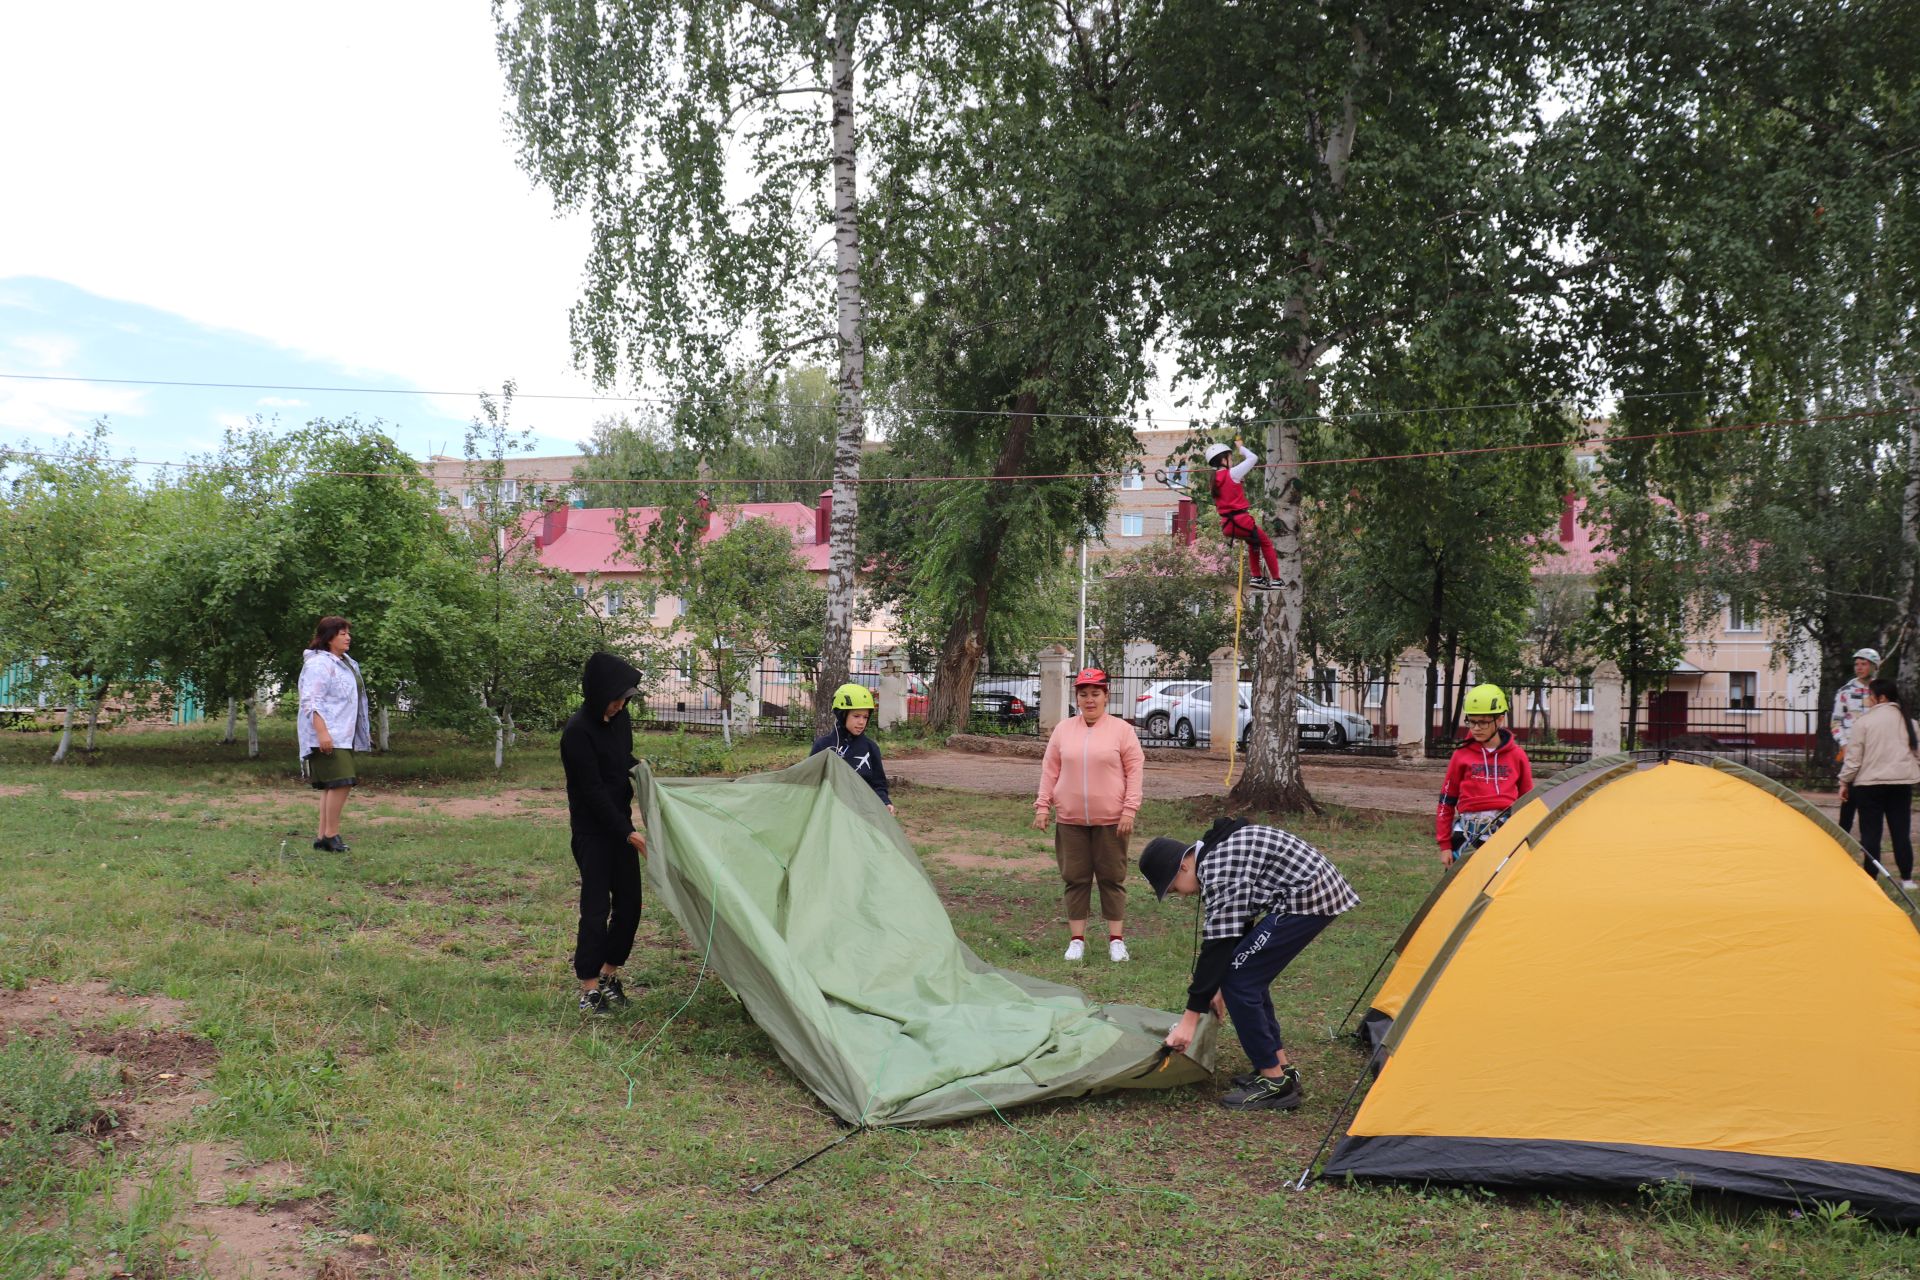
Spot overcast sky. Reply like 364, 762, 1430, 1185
0, 1, 620, 459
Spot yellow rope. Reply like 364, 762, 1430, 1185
1224, 552, 1246, 788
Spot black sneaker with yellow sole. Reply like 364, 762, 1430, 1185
1220, 1067, 1303, 1111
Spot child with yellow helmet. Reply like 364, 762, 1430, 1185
1434, 683, 1534, 866
812, 682, 894, 814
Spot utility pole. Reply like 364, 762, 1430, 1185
1075, 538, 1089, 668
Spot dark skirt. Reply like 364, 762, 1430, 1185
306, 748, 357, 790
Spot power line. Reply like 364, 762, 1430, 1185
0, 368, 1721, 427
1, 407, 1901, 488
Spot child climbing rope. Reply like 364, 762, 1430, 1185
1204, 437, 1279, 592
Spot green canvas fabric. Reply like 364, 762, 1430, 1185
635, 750, 1216, 1126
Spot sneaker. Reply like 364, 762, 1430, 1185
312, 837, 331, 851
328, 835, 351, 852
1229, 1064, 1296, 1088
1902, 880, 1918, 891
1249, 576, 1280, 592
1063, 938, 1086, 961
578, 988, 612, 1016
1220, 1067, 1303, 1111
1108, 938, 1130, 963
597, 973, 631, 1009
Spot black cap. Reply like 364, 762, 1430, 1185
1139, 836, 1194, 900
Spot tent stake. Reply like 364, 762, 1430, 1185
747, 1126, 864, 1195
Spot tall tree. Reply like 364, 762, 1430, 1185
856, 2, 1155, 728
1138, 0, 1570, 809
498, 0, 950, 731
0, 425, 143, 762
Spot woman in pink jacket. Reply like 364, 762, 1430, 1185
1032, 667, 1146, 962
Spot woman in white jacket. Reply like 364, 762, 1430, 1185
1837, 678, 1920, 889
297, 615, 371, 852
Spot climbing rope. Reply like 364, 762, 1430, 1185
1224, 552, 1246, 788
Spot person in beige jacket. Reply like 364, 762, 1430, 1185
1837, 678, 1920, 889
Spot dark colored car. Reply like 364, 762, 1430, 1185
969, 689, 1038, 727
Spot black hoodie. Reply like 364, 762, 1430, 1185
560, 653, 643, 843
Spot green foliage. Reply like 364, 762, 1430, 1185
0, 1037, 107, 1205
0, 424, 145, 728
1091, 541, 1235, 678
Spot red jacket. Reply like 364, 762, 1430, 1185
1210, 466, 1250, 517
1434, 729, 1534, 846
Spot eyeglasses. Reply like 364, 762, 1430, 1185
1466, 716, 1500, 727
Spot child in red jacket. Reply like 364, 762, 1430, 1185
1204, 437, 1280, 591
1434, 683, 1534, 866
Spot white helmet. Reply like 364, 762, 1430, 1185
1203, 442, 1232, 465
1853, 647, 1882, 666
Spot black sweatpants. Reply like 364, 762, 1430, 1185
1855, 784, 1915, 881
573, 837, 643, 981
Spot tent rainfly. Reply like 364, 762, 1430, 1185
634, 750, 1216, 1127
1326, 754, 1920, 1224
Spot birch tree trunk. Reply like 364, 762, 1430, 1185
1230, 394, 1317, 812
815, 4, 866, 735
379, 705, 391, 753
494, 715, 505, 770
224, 698, 238, 744
85, 700, 101, 752
245, 698, 260, 759
51, 702, 74, 763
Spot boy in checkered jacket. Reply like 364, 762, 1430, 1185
1141, 817, 1359, 1111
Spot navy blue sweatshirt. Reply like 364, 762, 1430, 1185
810, 726, 891, 805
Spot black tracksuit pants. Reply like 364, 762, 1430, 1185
1854, 784, 1915, 881
573, 836, 642, 981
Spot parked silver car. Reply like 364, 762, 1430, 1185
1130, 679, 1207, 739
1167, 683, 1374, 749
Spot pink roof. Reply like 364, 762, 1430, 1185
525, 502, 829, 575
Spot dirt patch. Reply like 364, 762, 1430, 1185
390, 788, 567, 821
0, 783, 32, 798
57, 788, 156, 801
888, 749, 1442, 816
7, 981, 371, 1279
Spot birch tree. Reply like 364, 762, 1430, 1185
1137, 0, 1570, 810
497, 0, 953, 731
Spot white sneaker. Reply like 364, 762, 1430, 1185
1064, 938, 1085, 961
1902, 880, 1917, 891
1108, 938, 1130, 963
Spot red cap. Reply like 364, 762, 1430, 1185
1073, 667, 1109, 688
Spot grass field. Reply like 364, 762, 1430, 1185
1, 723, 1915, 1279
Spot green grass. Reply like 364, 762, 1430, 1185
0, 724, 1915, 1278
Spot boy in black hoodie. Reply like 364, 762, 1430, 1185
560, 652, 646, 1015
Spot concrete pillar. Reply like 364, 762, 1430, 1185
1394, 647, 1431, 762
1038, 644, 1074, 731
1121, 641, 1157, 723
1209, 646, 1240, 759
1591, 660, 1624, 757
875, 647, 908, 730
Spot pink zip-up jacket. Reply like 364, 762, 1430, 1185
1035, 712, 1145, 827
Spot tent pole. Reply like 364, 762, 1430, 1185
1290, 1059, 1376, 1193
747, 1126, 864, 1194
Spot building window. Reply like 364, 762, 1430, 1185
436, 489, 454, 507
1727, 597, 1759, 633
1363, 674, 1385, 708
1121, 467, 1145, 492
499, 478, 519, 503
1576, 454, 1599, 474
572, 584, 587, 599
1311, 667, 1337, 704
1165, 511, 1177, 534
568, 487, 587, 508
605, 591, 623, 614
1575, 678, 1594, 712
1120, 514, 1144, 537
460, 488, 474, 509
1730, 671, 1758, 711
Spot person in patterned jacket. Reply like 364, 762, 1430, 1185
1141, 818, 1360, 1111
1832, 647, 1881, 835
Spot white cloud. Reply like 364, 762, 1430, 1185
7, 333, 81, 370
255, 396, 307, 408
0, 379, 149, 440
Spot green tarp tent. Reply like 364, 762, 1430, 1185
635, 751, 1216, 1126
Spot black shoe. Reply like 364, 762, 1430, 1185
578, 987, 612, 1016
597, 973, 631, 1009
327, 835, 350, 852
1228, 1063, 1297, 1088
1220, 1067, 1303, 1111
313, 837, 331, 851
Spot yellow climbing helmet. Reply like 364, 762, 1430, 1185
1462, 683, 1509, 717
832, 682, 878, 712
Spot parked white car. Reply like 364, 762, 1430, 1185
1131, 679, 1207, 739
1167, 683, 1374, 750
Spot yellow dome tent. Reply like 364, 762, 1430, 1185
1323, 754, 1920, 1223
